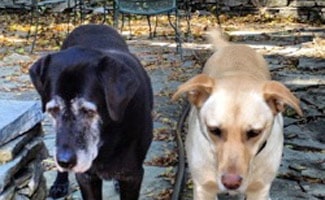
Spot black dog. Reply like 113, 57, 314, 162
29, 24, 153, 200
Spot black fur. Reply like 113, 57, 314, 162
29, 24, 153, 200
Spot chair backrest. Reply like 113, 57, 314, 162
115, 0, 176, 15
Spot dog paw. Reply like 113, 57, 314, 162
48, 182, 69, 199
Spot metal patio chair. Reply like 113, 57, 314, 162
113, 0, 184, 57
20, 0, 86, 53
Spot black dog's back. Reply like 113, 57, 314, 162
61, 24, 129, 52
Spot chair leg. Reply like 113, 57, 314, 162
153, 15, 158, 37
113, 2, 119, 28
128, 14, 132, 36
102, 1, 107, 24
185, 1, 192, 39
215, 2, 222, 26
79, 0, 84, 23
146, 15, 152, 39
121, 14, 125, 31
30, 0, 39, 53
73, 0, 79, 24
168, 11, 182, 59
66, 0, 71, 33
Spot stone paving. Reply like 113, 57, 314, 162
0, 22, 324, 200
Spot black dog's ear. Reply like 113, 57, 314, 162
29, 55, 52, 111
98, 56, 140, 122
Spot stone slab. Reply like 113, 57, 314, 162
266, 0, 288, 7
145, 141, 176, 160
0, 138, 46, 193
317, 0, 325, 6
300, 182, 325, 198
17, 162, 44, 197
297, 57, 325, 70
279, 146, 324, 181
289, 0, 316, 7
271, 178, 318, 200
284, 124, 324, 151
221, 0, 249, 7
0, 185, 15, 200
0, 100, 43, 146
0, 125, 41, 163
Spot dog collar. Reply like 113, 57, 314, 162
256, 140, 267, 156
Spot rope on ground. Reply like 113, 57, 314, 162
171, 102, 191, 200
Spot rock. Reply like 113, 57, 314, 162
0, 125, 41, 163
181, 60, 194, 68
0, 138, 46, 193
14, 193, 30, 200
93, 7, 106, 14
51, 0, 75, 12
300, 182, 325, 198
0, 66, 20, 77
145, 141, 177, 164
271, 179, 318, 200
17, 162, 44, 197
149, 69, 171, 95
289, 163, 307, 171
317, 0, 325, 6
218, 193, 244, 199
221, 0, 249, 7
266, 0, 288, 7
274, 71, 325, 89
195, 10, 212, 16
14, 167, 33, 189
0, 100, 43, 146
0, 185, 15, 200
27, 162, 44, 197
297, 57, 325, 70
289, 0, 316, 7
279, 146, 324, 181
2, 53, 32, 65
29, 176, 47, 200
301, 168, 325, 180
284, 125, 324, 151
140, 166, 174, 200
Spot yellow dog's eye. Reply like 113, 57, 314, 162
246, 129, 262, 139
208, 127, 222, 137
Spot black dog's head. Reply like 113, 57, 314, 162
29, 47, 139, 172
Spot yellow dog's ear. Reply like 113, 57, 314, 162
172, 74, 215, 108
263, 81, 303, 117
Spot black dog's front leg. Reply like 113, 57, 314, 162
119, 169, 144, 200
76, 172, 102, 200
49, 171, 69, 198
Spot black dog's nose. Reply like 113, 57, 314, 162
56, 149, 77, 169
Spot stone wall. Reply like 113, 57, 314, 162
0, 101, 48, 200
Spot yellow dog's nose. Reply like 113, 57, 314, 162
221, 173, 243, 190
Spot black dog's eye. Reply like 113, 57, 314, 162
47, 106, 60, 117
208, 127, 222, 137
246, 129, 262, 139
80, 107, 97, 118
